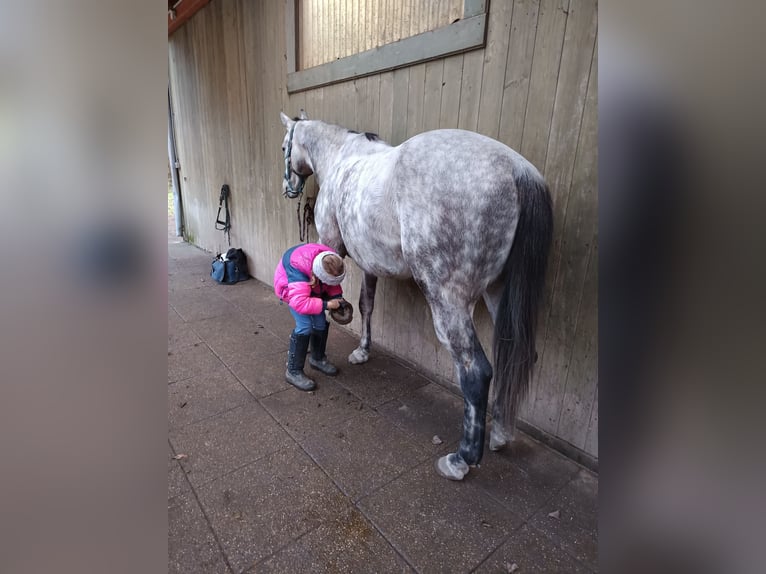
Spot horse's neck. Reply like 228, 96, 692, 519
303, 122, 348, 187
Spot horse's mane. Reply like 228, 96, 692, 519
347, 129, 380, 142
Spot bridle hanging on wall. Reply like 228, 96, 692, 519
296, 193, 314, 243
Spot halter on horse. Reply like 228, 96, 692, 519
280, 110, 553, 481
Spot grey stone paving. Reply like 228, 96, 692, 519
168, 239, 598, 573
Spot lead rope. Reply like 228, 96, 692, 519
296, 194, 315, 242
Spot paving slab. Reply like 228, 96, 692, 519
171, 288, 240, 322
168, 306, 202, 351
196, 444, 350, 573
168, 242, 213, 261
260, 378, 367, 435
253, 506, 413, 573
376, 383, 464, 451
293, 410, 431, 501
529, 468, 598, 570
497, 431, 582, 491
216, 282, 294, 332
168, 444, 191, 505
169, 401, 293, 488
168, 262, 217, 286
358, 460, 524, 573
470, 434, 580, 521
168, 494, 230, 574
223, 349, 293, 399
188, 314, 288, 366
168, 368, 255, 429
475, 523, 592, 573
332, 346, 432, 408
168, 342, 227, 384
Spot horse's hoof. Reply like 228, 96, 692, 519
348, 347, 369, 364
489, 426, 513, 452
434, 454, 469, 481
489, 436, 507, 452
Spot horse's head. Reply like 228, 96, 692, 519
280, 110, 313, 199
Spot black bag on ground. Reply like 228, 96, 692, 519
211, 248, 250, 284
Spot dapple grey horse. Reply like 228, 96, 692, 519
280, 110, 553, 481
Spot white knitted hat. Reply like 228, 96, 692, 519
312, 251, 345, 285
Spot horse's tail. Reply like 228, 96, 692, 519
492, 168, 553, 431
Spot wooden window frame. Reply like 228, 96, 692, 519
286, 0, 487, 93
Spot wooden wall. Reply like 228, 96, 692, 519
169, 0, 598, 460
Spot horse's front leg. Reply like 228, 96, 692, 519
349, 272, 377, 364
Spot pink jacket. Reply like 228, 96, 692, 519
273, 243, 344, 315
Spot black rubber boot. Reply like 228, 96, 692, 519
308, 325, 339, 376
285, 331, 316, 391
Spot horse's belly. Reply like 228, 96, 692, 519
346, 242, 410, 279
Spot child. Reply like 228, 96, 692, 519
273, 243, 347, 391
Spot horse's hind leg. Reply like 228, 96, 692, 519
349, 272, 377, 364
482, 283, 515, 452
429, 304, 493, 481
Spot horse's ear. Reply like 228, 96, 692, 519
280, 112, 293, 128
299, 109, 309, 120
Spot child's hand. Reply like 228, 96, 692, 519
326, 299, 344, 310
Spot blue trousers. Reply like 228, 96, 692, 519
289, 307, 328, 335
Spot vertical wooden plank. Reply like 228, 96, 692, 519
422, 60, 444, 130
345, 0, 352, 59
359, 74, 381, 132
497, 0, 540, 151
317, 0, 323, 67
448, 0, 463, 23
310, 0, 317, 68
352, 0, 359, 56
329, 0, 336, 63
371, 70, 392, 346
519, 0, 569, 170
457, 49, 483, 131
286, 0, 297, 72
556, 242, 597, 449
380, 0, 388, 46
403, 61, 426, 364
388, 66, 410, 357
410, 0, 420, 37
439, 54, 463, 128
360, 0, 367, 52
531, 27, 597, 436
378, 71, 394, 141
584, 386, 598, 457
406, 63, 426, 139
551, 42, 597, 447
476, 0, 514, 139
529, 3, 596, 419
542, 0, 597, 203
338, 0, 344, 60
391, 67, 410, 144
305, 0, 312, 69
395, 0, 403, 43
368, 0, 376, 51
